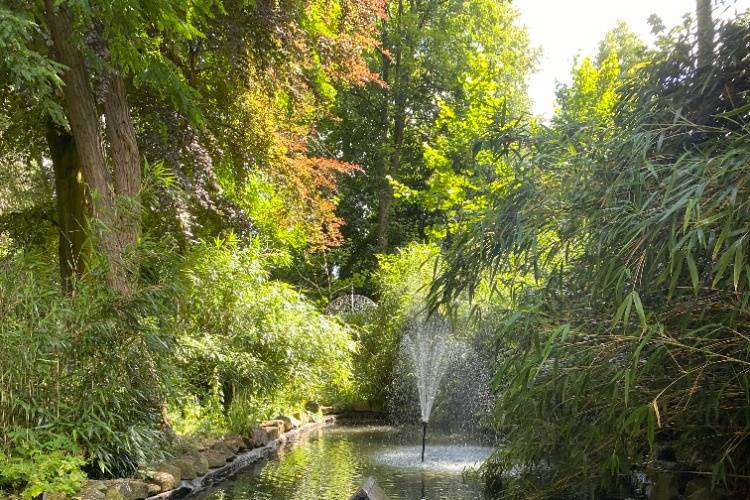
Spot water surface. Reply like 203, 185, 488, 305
192, 424, 492, 499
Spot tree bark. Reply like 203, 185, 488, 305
375, 27, 392, 252
696, 0, 714, 70
103, 72, 142, 256
46, 123, 88, 292
376, 0, 406, 253
45, 0, 133, 295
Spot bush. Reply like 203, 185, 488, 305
173, 235, 356, 433
434, 15, 750, 498
0, 250, 175, 480
0, 433, 85, 498
342, 243, 440, 410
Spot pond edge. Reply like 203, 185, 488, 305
146, 415, 337, 500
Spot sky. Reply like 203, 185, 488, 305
516, 0, 750, 118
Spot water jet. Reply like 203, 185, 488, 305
403, 315, 454, 462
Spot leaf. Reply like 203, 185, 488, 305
624, 368, 632, 406
632, 291, 646, 329
613, 292, 633, 327
716, 101, 750, 118
733, 240, 744, 291
686, 252, 699, 293
652, 399, 661, 428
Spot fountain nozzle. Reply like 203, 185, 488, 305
421, 420, 427, 462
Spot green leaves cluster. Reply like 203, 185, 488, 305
0, 249, 176, 481
0, 434, 86, 499
0, 233, 358, 493
433, 11, 750, 498
175, 236, 356, 432
324, 0, 534, 287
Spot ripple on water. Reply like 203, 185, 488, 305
191, 426, 490, 500
373, 445, 492, 472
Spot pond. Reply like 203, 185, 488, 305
191, 424, 493, 499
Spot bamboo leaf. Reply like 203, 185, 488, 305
733, 240, 744, 291
686, 252, 699, 293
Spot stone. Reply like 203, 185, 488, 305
171, 457, 199, 480
147, 470, 178, 492
103, 479, 150, 500
276, 415, 300, 432
684, 478, 711, 496
74, 488, 106, 500
241, 435, 256, 449
292, 411, 309, 425
684, 478, 729, 500
83, 481, 109, 492
186, 452, 210, 476
203, 449, 229, 468
649, 471, 678, 500
223, 434, 246, 453
305, 401, 320, 413
320, 406, 336, 415
104, 491, 124, 500
154, 462, 183, 481
350, 477, 390, 500
251, 424, 283, 446
146, 483, 161, 496
211, 441, 235, 458
261, 419, 285, 431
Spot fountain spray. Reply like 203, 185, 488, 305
404, 315, 453, 464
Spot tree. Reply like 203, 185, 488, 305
696, 0, 715, 69
2, 0, 209, 293
3, 0, 382, 294
324, 0, 533, 293
43, 1, 137, 294
45, 124, 87, 292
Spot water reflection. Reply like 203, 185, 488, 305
192, 425, 490, 500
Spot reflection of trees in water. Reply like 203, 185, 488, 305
195, 427, 487, 499
244, 434, 360, 498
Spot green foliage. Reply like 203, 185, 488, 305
174, 235, 356, 433
0, 7, 65, 125
433, 12, 750, 499
0, 233, 358, 489
344, 243, 440, 408
0, 434, 86, 498
0, 249, 176, 479
323, 0, 534, 290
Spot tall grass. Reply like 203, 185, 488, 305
432, 13, 750, 498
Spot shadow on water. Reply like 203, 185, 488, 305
191, 424, 491, 500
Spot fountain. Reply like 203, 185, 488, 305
402, 315, 454, 462
192, 313, 494, 500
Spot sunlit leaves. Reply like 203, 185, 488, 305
434, 11, 750, 498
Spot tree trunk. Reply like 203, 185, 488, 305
378, 98, 405, 252
376, 27, 392, 252
376, 182, 392, 252
103, 72, 142, 257
221, 379, 235, 417
696, 0, 714, 70
45, 0, 132, 295
376, 0, 406, 253
46, 123, 88, 292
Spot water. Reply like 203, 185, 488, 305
403, 316, 455, 423
191, 425, 492, 499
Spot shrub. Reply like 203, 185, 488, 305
0, 249, 175, 478
174, 235, 356, 433
0, 433, 85, 498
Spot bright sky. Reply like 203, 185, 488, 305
517, 0, 750, 118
